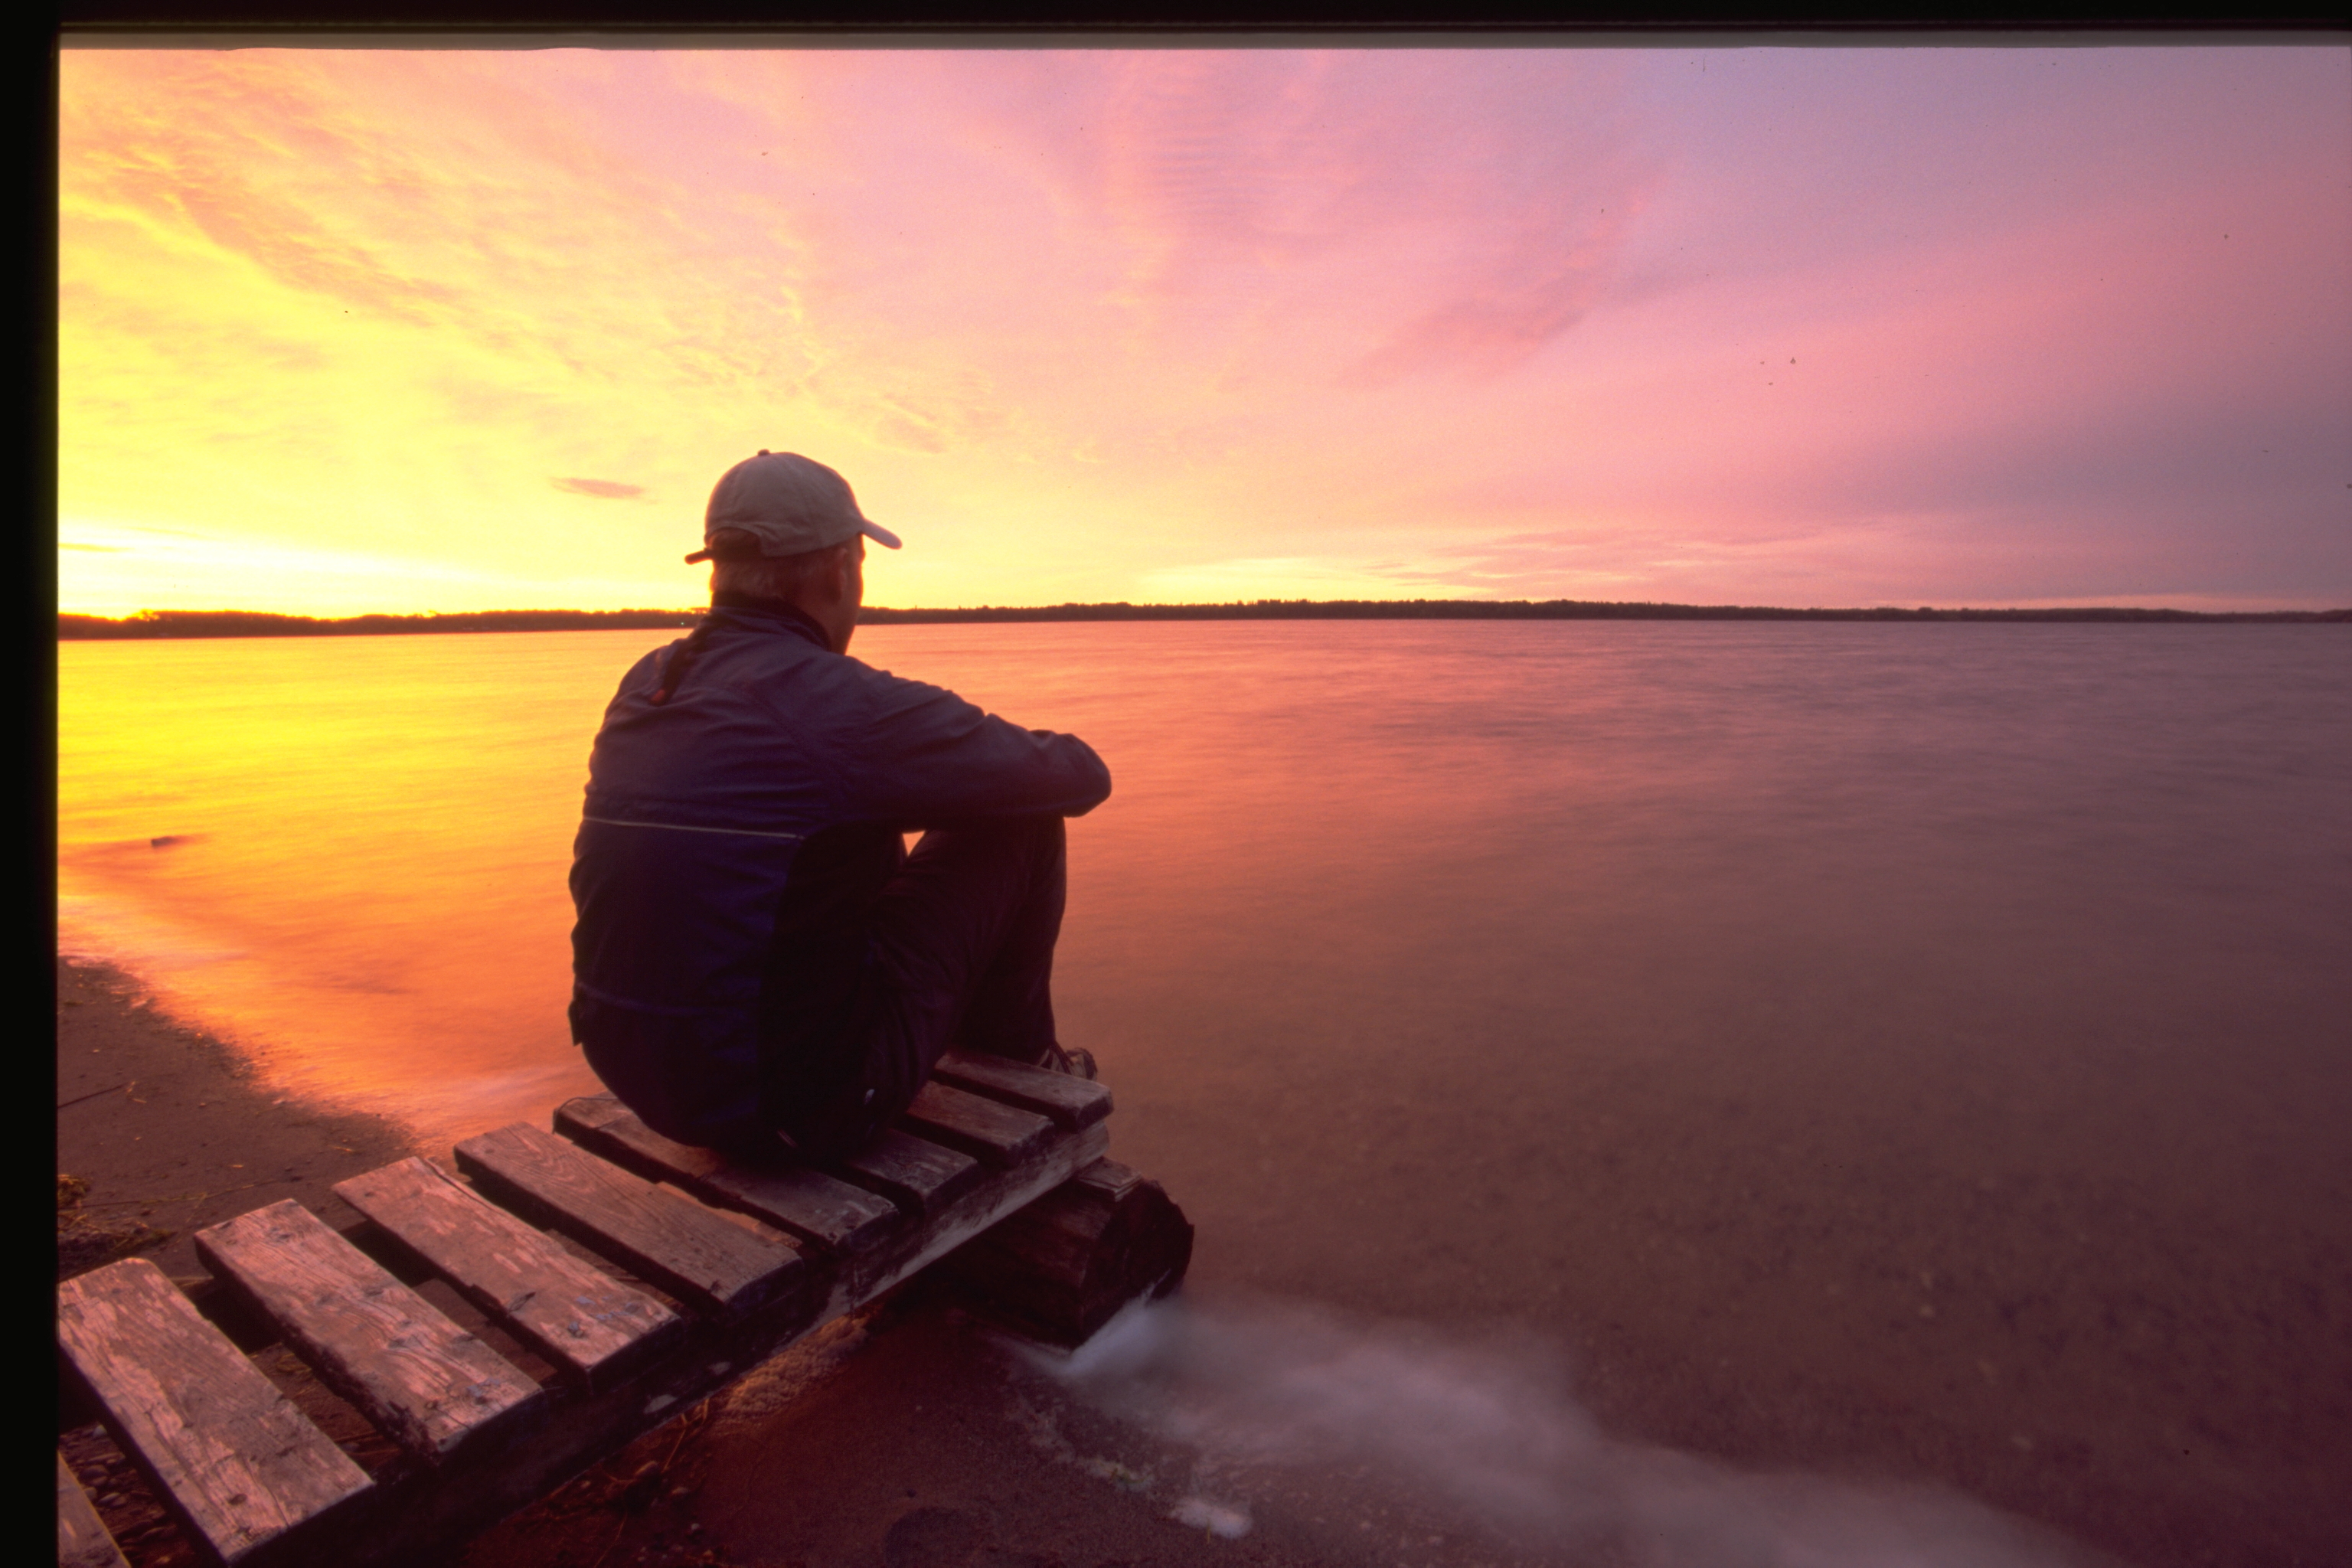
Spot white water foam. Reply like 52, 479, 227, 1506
1031, 1296, 2101, 1568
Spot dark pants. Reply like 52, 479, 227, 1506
763, 815, 1068, 1162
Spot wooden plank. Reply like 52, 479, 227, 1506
57, 1452, 131, 1568
898, 1080, 1057, 1167
194, 1200, 544, 1468
333, 1157, 683, 1390
56, 1259, 371, 1566
555, 1096, 900, 1255
455, 1121, 805, 1318
931, 1050, 1113, 1132
834, 1126, 984, 1216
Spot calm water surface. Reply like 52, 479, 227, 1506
57, 622, 2352, 1566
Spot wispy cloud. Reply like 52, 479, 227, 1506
551, 478, 645, 499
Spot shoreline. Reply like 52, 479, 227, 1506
55, 955, 418, 1285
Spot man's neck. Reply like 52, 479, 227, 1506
710, 590, 837, 653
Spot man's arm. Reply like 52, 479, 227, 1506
839, 666, 1111, 828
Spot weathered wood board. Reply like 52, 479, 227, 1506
56, 1259, 373, 1566
334, 1156, 684, 1390
454, 1121, 805, 1318
57, 1452, 130, 1568
838, 1126, 985, 1215
930, 1050, 1114, 1132
900, 1080, 1057, 1167
554, 1096, 900, 1254
195, 1200, 546, 1467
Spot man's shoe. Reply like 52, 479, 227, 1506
1037, 1044, 1098, 1081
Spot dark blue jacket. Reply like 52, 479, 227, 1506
569, 599, 1111, 1150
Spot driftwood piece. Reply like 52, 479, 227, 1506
934, 1158, 1195, 1347
899, 1080, 1057, 1167
194, 1200, 545, 1468
57, 1452, 129, 1568
333, 1157, 683, 1390
454, 1122, 805, 1318
554, 1096, 900, 1254
931, 1050, 1114, 1132
836, 1127, 984, 1215
55, 1259, 372, 1566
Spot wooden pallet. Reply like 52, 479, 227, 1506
57, 1052, 1188, 1568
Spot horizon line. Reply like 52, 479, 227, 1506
56, 599, 2352, 636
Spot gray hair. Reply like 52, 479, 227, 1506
707, 530, 849, 602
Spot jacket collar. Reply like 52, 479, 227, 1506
707, 591, 835, 653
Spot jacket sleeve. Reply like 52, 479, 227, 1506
835, 665, 1112, 828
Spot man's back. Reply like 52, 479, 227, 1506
570, 593, 1109, 1155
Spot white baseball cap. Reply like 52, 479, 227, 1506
686, 451, 904, 563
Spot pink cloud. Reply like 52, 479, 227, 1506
65, 57, 464, 325
1348, 198, 1653, 386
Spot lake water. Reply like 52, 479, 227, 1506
57, 622, 2352, 1566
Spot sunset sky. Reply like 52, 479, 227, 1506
57, 43, 2351, 616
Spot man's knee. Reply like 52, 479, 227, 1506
888, 815, 1066, 920
914, 812, 1063, 861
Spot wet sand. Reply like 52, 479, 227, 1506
55, 956, 418, 1282
58, 956, 421, 1566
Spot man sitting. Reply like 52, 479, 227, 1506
568, 451, 1111, 1164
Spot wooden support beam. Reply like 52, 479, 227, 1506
455, 1122, 805, 1320
57, 1453, 130, 1568
56, 1259, 373, 1567
194, 1200, 546, 1468
555, 1096, 900, 1255
333, 1157, 684, 1391
933, 1159, 1194, 1348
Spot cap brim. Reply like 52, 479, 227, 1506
685, 522, 897, 563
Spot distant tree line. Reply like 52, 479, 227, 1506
57, 609, 705, 639
56, 600, 2350, 640
855, 599, 2352, 625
